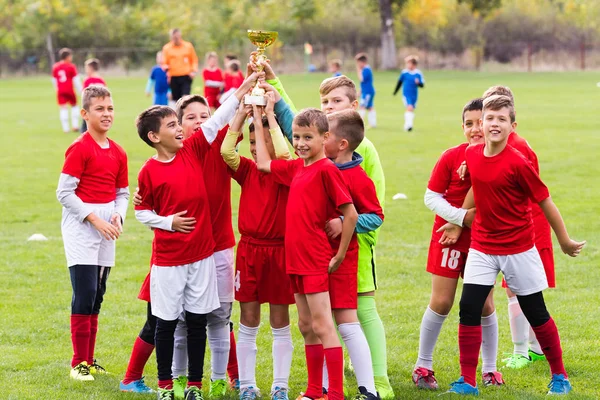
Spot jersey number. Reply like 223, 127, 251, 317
58, 70, 67, 83
441, 248, 461, 269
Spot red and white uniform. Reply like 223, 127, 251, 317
202, 68, 224, 109
270, 158, 352, 294
53, 61, 78, 105
232, 156, 294, 305
426, 143, 472, 279
57, 132, 129, 267
329, 165, 383, 309
224, 71, 244, 92
83, 76, 106, 88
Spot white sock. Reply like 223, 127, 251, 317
271, 325, 293, 391
358, 109, 366, 118
367, 110, 377, 128
339, 322, 377, 395
237, 324, 259, 389
59, 107, 69, 132
481, 311, 499, 373
207, 319, 230, 380
405, 111, 415, 130
172, 318, 188, 378
416, 307, 447, 370
71, 106, 79, 129
529, 325, 542, 354
322, 359, 329, 390
508, 296, 529, 357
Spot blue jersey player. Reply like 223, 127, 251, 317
145, 51, 170, 106
355, 53, 377, 128
393, 55, 425, 131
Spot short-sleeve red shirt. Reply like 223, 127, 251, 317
83, 76, 106, 88
270, 158, 352, 275
466, 143, 550, 255
61, 132, 128, 203
224, 72, 244, 92
202, 68, 224, 98
52, 61, 78, 94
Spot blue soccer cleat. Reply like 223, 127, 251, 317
446, 377, 479, 395
547, 374, 572, 395
119, 377, 154, 393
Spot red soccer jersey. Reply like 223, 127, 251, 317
135, 130, 215, 266
52, 61, 78, 94
203, 68, 224, 97
62, 132, 128, 203
203, 127, 236, 251
233, 156, 289, 240
330, 165, 384, 274
427, 142, 472, 252
224, 72, 244, 92
466, 143, 550, 255
271, 158, 352, 275
508, 132, 552, 249
83, 76, 106, 88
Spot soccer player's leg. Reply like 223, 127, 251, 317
366, 94, 376, 128
58, 93, 71, 133
120, 302, 155, 393
70, 99, 79, 132
358, 94, 369, 119
529, 247, 555, 360
88, 265, 111, 374
481, 291, 504, 387
404, 97, 416, 132
503, 284, 533, 369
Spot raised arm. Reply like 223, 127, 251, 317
265, 92, 291, 160
253, 104, 272, 173
220, 103, 247, 172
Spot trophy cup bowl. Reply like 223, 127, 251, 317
245, 30, 278, 106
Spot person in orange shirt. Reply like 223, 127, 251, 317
162, 28, 198, 102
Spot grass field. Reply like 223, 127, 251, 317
0, 71, 599, 400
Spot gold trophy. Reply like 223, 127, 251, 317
245, 30, 278, 106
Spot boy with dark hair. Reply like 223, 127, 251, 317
255, 107, 358, 400
57, 85, 128, 381
447, 95, 585, 396
354, 53, 376, 128
52, 47, 82, 133
393, 55, 425, 132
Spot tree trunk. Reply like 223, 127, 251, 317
46, 33, 55, 67
379, 0, 396, 70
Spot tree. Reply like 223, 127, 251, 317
379, 0, 397, 69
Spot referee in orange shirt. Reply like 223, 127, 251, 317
162, 28, 198, 101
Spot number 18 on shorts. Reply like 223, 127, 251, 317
426, 240, 468, 279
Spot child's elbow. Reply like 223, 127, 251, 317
347, 206, 359, 224
257, 161, 270, 173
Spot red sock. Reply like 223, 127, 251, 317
459, 324, 482, 387
158, 379, 173, 390
87, 314, 99, 365
304, 344, 325, 399
188, 381, 202, 388
227, 330, 239, 381
123, 336, 155, 384
324, 347, 344, 400
71, 314, 91, 367
532, 318, 567, 377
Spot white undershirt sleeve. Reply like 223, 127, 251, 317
114, 187, 130, 224
56, 173, 93, 222
135, 210, 175, 232
424, 188, 468, 227
200, 94, 240, 144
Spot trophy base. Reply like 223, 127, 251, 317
244, 94, 267, 106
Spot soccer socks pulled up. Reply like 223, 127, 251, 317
508, 296, 529, 357
185, 311, 208, 384
272, 325, 293, 391
481, 311, 499, 373
237, 324, 259, 389
324, 347, 344, 400
416, 307, 447, 370
71, 106, 79, 129
339, 322, 376, 395
404, 111, 415, 130
71, 314, 91, 367
357, 296, 389, 378
368, 110, 377, 128
60, 107, 70, 132
87, 314, 99, 365
208, 317, 231, 380
529, 325, 543, 354
123, 336, 155, 384
305, 344, 325, 399
359, 108, 366, 119
458, 324, 482, 387
227, 328, 239, 381
155, 318, 179, 382
172, 318, 188, 378
531, 318, 567, 377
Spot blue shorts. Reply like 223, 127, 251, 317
154, 92, 169, 106
360, 93, 375, 109
403, 95, 417, 108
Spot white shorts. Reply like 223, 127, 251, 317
150, 256, 220, 321
214, 247, 235, 303
61, 202, 115, 267
464, 247, 548, 296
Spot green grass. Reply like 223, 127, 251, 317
1, 71, 599, 399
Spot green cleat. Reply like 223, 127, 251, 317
374, 376, 394, 400
173, 376, 188, 400
209, 379, 227, 397
528, 349, 546, 362
502, 354, 532, 369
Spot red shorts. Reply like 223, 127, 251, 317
58, 91, 77, 106
289, 273, 329, 295
329, 272, 357, 309
426, 240, 467, 279
502, 247, 555, 288
205, 94, 220, 109
138, 271, 151, 302
235, 237, 295, 305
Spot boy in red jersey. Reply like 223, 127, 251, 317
255, 107, 358, 400
220, 93, 295, 400
134, 105, 223, 400
80, 59, 106, 133
52, 48, 82, 133
56, 85, 129, 381
202, 51, 224, 110
322, 109, 383, 400
412, 99, 501, 390
447, 95, 585, 396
